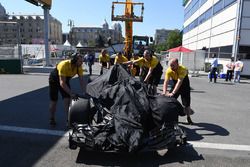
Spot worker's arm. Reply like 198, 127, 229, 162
107, 61, 111, 69
162, 78, 169, 95
144, 67, 153, 83
78, 75, 85, 93
169, 78, 184, 97
59, 76, 73, 97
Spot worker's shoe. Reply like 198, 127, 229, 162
49, 118, 56, 127
187, 116, 193, 125
184, 107, 194, 115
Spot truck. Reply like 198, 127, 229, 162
133, 35, 153, 56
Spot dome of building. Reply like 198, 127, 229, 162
0, 3, 7, 19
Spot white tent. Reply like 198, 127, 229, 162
76, 41, 83, 48
63, 40, 71, 46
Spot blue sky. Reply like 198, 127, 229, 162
1, 0, 184, 37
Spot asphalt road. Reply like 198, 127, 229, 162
1, 63, 250, 167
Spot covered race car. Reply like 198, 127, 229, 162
68, 64, 187, 152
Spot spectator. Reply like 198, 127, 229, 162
234, 58, 244, 83
209, 53, 218, 83
225, 57, 235, 82
85, 52, 95, 75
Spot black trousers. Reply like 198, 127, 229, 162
170, 75, 191, 108
49, 68, 71, 101
225, 70, 233, 81
209, 67, 217, 82
141, 63, 163, 86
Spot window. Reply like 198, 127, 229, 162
200, 0, 208, 7
213, 0, 223, 15
205, 7, 212, 20
224, 0, 237, 7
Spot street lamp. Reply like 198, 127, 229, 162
68, 19, 74, 46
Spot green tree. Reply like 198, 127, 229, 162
166, 29, 182, 50
154, 43, 167, 53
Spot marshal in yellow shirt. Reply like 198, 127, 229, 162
57, 59, 83, 77
99, 54, 110, 63
114, 55, 128, 64
134, 55, 159, 69
165, 65, 187, 81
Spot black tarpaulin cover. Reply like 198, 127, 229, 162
85, 64, 183, 152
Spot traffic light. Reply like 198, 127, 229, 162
25, 0, 39, 6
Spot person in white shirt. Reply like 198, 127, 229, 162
225, 57, 235, 82
234, 58, 244, 83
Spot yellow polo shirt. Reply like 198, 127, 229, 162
165, 65, 187, 80
99, 54, 110, 63
57, 60, 83, 77
135, 56, 159, 68
114, 55, 128, 64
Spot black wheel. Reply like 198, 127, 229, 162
68, 97, 91, 128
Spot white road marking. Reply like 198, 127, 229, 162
1, 125, 250, 152
0, 125, 69, 137
189, 141, 250, 151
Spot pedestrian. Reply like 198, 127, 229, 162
85, 52, 95, 75
133, 50, 163, 94
99, 49, 110, 75
209, 53, 218, 83
48, 53, 85, 127
162, 58, 194, 125
225, 57, 234, 82
234, 58, 244, 83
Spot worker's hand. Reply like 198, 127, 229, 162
167, 92, 175, 97
71, 93, 79, 101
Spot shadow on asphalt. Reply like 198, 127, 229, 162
179, 123, 230, 141
0, 77, 87, 167
75, 145, 204, 166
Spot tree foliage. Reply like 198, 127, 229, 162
154, 29, 182, 53
166, 29, 182, 50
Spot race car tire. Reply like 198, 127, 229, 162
68, 97, 91, 128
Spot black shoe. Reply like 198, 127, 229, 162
187, 116, 193, 125
50, 118, 56, 126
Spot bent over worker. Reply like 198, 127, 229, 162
162, 58, 194, 125
48, 53, 85, 126
133, 50, 163, 94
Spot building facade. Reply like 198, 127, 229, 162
182, 0, 250, 59
69, 20, 123, 47
0, 3, 62, 45
154, 29, 172, 45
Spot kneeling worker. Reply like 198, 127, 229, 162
162, 58, 194, 125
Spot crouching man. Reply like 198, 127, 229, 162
162, 58, 194, 125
